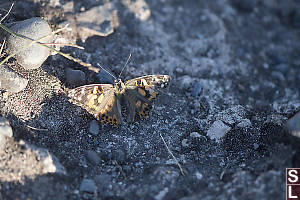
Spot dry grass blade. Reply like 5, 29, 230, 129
0, 38, 5, 56
113, 160, 127, 179
159, 132, 186, 176
0, 3, 14, 23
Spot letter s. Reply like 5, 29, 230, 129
289, 170, 299, 183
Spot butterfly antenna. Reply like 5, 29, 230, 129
97, 63, 117, 80
118, 53, 132, 79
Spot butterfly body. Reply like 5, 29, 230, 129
69, 75, 170, 126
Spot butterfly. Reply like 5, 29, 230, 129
68, 75, 171, 125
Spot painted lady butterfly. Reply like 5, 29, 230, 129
68, 75, 171, 125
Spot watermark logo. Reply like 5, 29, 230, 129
287, 168, 300, 200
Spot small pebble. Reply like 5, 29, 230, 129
253, 143, 259, 150
207, 120, 231, 142
181, 139, 189, 148
175, 67, 184, 74
231, 0, 256, 12
236, 119, 252, 128
0, 64, 28, 93
191, 81, 202, 97
179, 75, 193, 90
271, 71, 285, 82
86, 150, 100, 165
195, 171, 203, 180
274, 63, 289, 74
189, 132, 201, 138
96, 68, 115, 84
79, 179, 97, 193
6, 17, 53, 69
95, 174, 111, 188
65, 68, 86, 86
89, 120, 99, 135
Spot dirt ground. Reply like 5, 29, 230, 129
0, 0, 300, 199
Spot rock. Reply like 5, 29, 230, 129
75, 2, 119, 42
178, 75, 193, 90
207, 120, 231, 142
89, 120, 100, 135
195, 171, 203, 180
286, 111, 300, 137
6, 17, 53, 69
80, 179, 97, 193
189, 132, 201, 138
231, 0, 256, 12
65, 68, 86, 86
181, 139, 189, 148
0, 117, 13, 138
271, 71, 285, 82
122, 0, 151, 21
22, 142, 66, 175
0, 64, 28, 93
154, 187, 169, 200
33, 147, 66, 175
253, 143, 259, 150
95, 174, 111, 188
274, 63, 289, 74
0, 117, 13, 150
236, 119, 252, 128
96, 68, 115, 84
86, 150, 100, 165
175, 67, 184, 74
191, 81, 202, 97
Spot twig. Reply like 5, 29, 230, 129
113, 160, 127, 179
26, 125, 48, 131
159, 132, 185, 176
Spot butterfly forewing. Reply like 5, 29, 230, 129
124, 75, 171, 121
68, 84, 122, 125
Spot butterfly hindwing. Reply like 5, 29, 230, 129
68, 84, 122, 125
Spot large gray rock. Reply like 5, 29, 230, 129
6, 17, 53, 69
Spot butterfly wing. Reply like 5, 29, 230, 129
124, 75, 171, 122
68, 84, 123, 125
